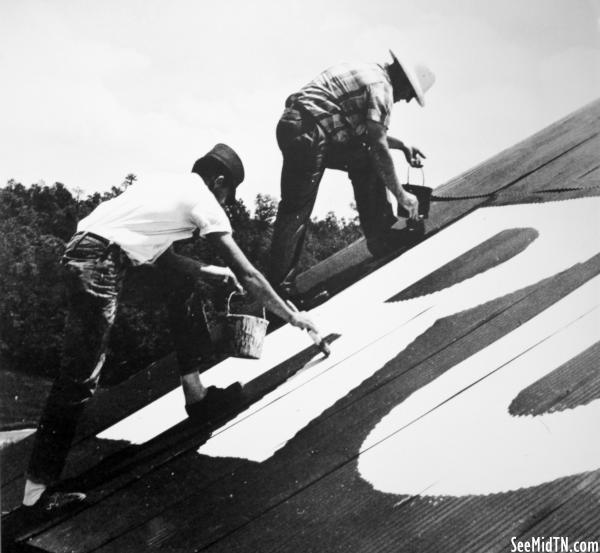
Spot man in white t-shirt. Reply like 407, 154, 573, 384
23, 143, 318, 512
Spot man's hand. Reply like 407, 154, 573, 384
222, 269, 244, 294
210, 265, 244, 294
398, 190, 420, 221
155, 248, 244, 293
289, 311, 319, 334
227, 272, 244, 294
402, 146, 426, 168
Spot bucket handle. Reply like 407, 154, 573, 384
226, 291, 266, 320
406, 166, 425, 187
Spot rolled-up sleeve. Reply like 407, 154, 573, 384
365, 82, 393, 129
190, 195, 232, 236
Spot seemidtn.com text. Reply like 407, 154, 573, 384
511, 537, 599, 553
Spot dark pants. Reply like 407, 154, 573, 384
268, 104, 397, 291
27, 233, 211, 485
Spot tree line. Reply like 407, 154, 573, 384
0, 179, 361, 384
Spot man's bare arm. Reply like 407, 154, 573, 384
366, 120, 419, 220
207, 232, 318, 332
386, 135, 426, 168
156, 247, 242, 290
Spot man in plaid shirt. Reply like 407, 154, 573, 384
269, 50, 435, 297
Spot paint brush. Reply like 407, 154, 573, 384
286, 300, 331, 357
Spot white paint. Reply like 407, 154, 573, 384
99, 198, 600, 471
358, 278, 600, 496
0, 428, 36, 450
98, 301, 431, 444
198, 309, 435, 461
197, 197, 600, 461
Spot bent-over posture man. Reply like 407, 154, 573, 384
269, 50, 435, 296
23, 143, 318, 511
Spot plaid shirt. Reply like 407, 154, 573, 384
295, 62, 394, 144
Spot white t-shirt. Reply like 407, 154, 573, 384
78, 173, 232, 265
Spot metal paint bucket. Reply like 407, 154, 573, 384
397, 167, 432, 219
225, 293, 269, 359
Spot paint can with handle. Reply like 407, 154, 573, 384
397, 167, 432, 221
225, 292, 269, 359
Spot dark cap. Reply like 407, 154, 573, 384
192, 143, 245, 191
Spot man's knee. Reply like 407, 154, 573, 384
276, 113, 303, 152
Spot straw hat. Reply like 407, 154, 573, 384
389, 50, 435, 107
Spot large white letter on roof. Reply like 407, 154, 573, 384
199, 197, 600, 477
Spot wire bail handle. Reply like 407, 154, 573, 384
406, 165, 425, 187
227, 291, 266, 319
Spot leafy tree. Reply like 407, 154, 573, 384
0, 184, 70, 376
301, 209, 362, 271
123, 173, 137, 188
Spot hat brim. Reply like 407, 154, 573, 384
390, 50, 425, 107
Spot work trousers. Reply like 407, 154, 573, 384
27, 233, 212, 485
268, 102, 397, 291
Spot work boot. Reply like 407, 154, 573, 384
185, 383, 243, 423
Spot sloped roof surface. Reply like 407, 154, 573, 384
2, 98, 600, 552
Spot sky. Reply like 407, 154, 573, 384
1, 0, 599, 217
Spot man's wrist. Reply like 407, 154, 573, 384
396, 189, 410, 203
285, 310, 298, 326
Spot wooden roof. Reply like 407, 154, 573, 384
2, 98, 600, 552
